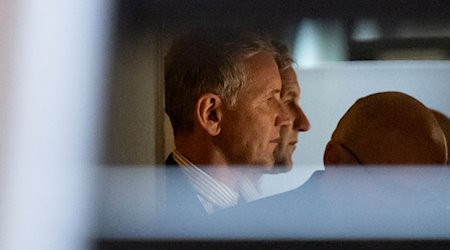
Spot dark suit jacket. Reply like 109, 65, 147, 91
204, 170, 325, 238
205, 168, 450, 239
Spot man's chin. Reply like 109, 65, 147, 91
245, 157, 275, 171
270, 157, 293, 174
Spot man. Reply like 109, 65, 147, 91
239, 40, 310, 196
323, 91, 448, 165
163, 28, 291, 220
271, 40, 310, 172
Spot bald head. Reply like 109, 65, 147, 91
324, 92, 448, 165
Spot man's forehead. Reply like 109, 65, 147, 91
244, 51, 278, 71
243, 52, 281, 84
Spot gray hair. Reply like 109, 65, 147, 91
165, 28, 275, 135
271, 39, 294, 72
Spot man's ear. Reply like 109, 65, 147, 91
195, 93, 223, 136
323, 140, 360, 166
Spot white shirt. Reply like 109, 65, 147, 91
172, 150, 262, 214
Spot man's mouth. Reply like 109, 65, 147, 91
288, 140, 297, 146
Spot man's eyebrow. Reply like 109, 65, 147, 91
268, 88, 281, 95
282, 90, 299, 99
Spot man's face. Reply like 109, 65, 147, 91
217, 51, 291, 168
273, 67, 310, 171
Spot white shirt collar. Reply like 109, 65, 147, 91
172, 150, 262, 213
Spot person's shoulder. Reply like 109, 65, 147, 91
212, 170, 325, 219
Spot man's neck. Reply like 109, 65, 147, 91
175, 136, 239, 191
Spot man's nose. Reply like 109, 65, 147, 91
294, 107, 310, 132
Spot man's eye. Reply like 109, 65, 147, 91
268, 95, 279, 101
283, 99, 294, 105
